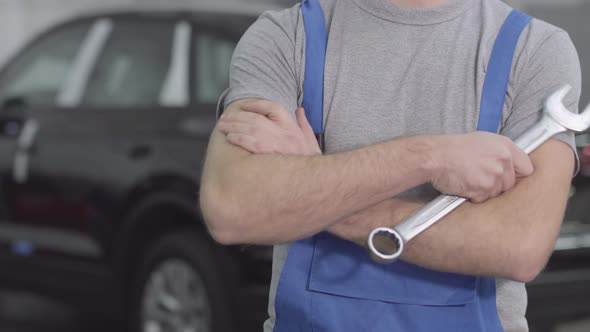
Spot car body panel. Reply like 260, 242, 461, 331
0, 11, 266, 331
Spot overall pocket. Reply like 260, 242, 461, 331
308, 232, 477, 306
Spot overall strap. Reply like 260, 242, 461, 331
478, 10, 532, 133
301, 0, 328, 136
476, 10, 532, 332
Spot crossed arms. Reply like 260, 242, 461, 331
200, 99, 574, 283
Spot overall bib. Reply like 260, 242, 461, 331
274, 1, 532, 330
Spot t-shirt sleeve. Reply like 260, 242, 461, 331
224, 8, 300, 114
500, 27, 582, 173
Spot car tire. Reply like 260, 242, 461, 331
131, 229, 236, 332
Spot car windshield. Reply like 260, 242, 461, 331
0, 22, 91, 108
0, 18, 179, 109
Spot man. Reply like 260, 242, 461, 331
200, 0, 580, 331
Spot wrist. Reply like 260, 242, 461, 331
407, 135, 440, 185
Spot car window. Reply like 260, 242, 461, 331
194, 32, 237, 105
0, 22, 91, 108
80, 19, 175, 108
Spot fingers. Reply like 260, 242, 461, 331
219, 110, 276, 154
239, 99, 278, 116
226, 133, 257, 153
510, 143, 534, 177
501, 164, 517, 194
220, 105, 318, 156
217, 112, 273, 128
296, 107, 317, 138
217, 121, 252, 136
241, 99, 292, 123
226, 133, 272, 154
493, 142, 525, 197
433, 133, 533, 204
221, 108, 265, 124
470, 194, 489, 204
296, 107, 323, 155
481, 140, 530, 200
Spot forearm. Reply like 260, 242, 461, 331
200, 124, 434, 245
330, 140, 573, 282
404, 161, 567, 282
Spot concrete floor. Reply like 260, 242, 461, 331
0, 290, 588, 332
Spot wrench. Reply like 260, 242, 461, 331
368, 85, 590, 264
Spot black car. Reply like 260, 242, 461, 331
0, 4, 589, 332
0, 8, 271, 332
527, 134, 590, 331
507, 1, 590, 330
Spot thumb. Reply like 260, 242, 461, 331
296, 107, 317, 140
512, 146, 534, 177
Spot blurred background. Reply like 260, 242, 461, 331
0, 0, 587, 331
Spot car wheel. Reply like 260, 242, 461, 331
133, 230, 235, 332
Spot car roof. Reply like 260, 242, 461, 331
71, 1, 284, 22
47, 4, 279, 36
0, 3, 276, 73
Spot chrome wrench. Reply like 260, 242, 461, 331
368, 85, 590, 263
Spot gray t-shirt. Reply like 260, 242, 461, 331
226, 0, 582, 331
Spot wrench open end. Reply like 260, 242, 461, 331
367, 227, 404, 264
578, 101, 590, 132
545, 84, 590, 133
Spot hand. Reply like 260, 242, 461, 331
429, 132, 534, 203
217, 99, 321, 156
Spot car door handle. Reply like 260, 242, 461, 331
13, 119, 40, 183
128, 144, 152, 160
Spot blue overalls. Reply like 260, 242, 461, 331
274, 1, 532, 331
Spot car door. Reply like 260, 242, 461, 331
0, 15, 214, 263
0, 18, 98, 258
